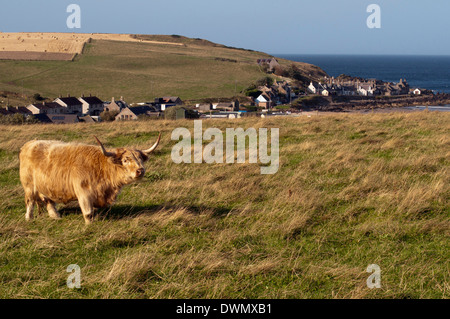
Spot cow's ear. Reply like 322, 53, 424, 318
139, 151, 149, 162
111, 149, 125, 165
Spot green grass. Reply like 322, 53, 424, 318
0, 112, 448, 298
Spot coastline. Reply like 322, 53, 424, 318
295, 93, 450, 113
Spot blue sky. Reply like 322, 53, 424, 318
0, 0, 449, 55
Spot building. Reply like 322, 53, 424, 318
338, 85, 357, 96
78, 115, 97, 123
201, 111, 242, 119
396, 78, 410, 95
115, 105, 159, 121
47, 114, 79, 124
103, 97, 128, 112
79, 95, 104, 116
175, 107, 186, 120
33, 114, 79, 124
26, 102, 65, 115
308, 82, 320, 94
196, 103, 213, 112
357, 84, 376, 96
154, 96, 183, 111
255, 93, 274, 109
257, 58, 280, 72
212, 101, 239, 112
0, 106, 33, 116
54, 96, 83, 114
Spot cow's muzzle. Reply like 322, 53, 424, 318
136, 168, 145, 178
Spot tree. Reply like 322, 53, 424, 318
33, 93, 44, 101
244, 85, 262, 99
100, 110, 119, 122
255, 76, 274, 87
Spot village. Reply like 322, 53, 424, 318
0, 58, 434, 124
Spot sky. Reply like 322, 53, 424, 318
0, 0, 449, 55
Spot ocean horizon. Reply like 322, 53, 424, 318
274, 54, 450, 94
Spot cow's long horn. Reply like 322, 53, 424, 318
93, 136, 115, 157
142, 132, 161, 155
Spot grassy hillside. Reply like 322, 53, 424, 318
0, 34, 326, 106
0, 112, 448, 298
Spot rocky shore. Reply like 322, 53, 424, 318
302, 93, 450, 112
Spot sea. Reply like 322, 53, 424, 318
275, 54, 450, 94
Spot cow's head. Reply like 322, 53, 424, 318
94, 133, 161, 181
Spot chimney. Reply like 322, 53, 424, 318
111, 97, 115, 102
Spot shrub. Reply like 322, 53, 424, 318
0, 113, 38, 125
33, 93, 44, 101
244, 85, 262, 99
255, 76, 274, 87
100, 110, 119, 122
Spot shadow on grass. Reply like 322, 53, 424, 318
59, 202, 233, 221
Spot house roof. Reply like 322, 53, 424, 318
154, 96, 182, 104
359, 84, 372, 90
79, 96, 103, 105
78, 115, 96, 123
257, 58, 278, 64
32, 114, 53, 123
1, 106, 32, 115
29, 102, 62, 110
57, 97, 82, 106
0, 108, 11, 115
162, 96, 182, 103
47, 114, 79, 124
257, 94, 270, 102
128, 105, 155, 116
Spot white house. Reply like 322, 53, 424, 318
54, 96, 83, 114
357, 84, 375, 96
413, 88, 422, 95
78, 95, 104, 115
26, 102, 66, 115
255, 93, 273, 109
308, 82, 319, 94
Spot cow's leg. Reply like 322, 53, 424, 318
78, 195, 94, 225
25, 199, 35, 221
46, 200, 61, 220
24, 189, 35, 221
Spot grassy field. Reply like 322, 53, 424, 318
0, 35, 325, 106
0, 111, 448, 299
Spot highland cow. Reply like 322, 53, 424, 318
19, 133, 161, 224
